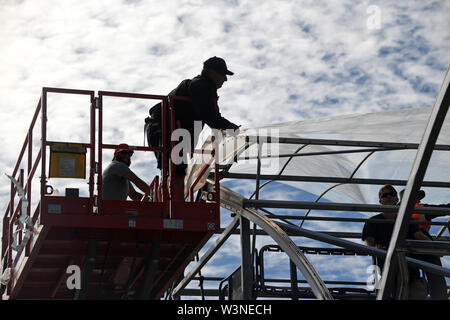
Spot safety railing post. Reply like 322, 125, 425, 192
40, 89, 47, 219
169, 96, 176, 218
97, 93, 103, 215
213, 136, 220, 212
161, 98, 168, 208
18, 170, 24, 246
26, 130, 32, 222
1, 211, 7, 259
89, 93, 96, 212
215, 162, 220, 212
290, 260, 299, 300
240, 216, 253, 299
25, 139, 31, 257
7, 180, 14, 295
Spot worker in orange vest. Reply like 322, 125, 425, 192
399, 189, 449, 300
399, 189, 450, 238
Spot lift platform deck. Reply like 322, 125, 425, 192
1, 87, 220, 300
9, 199, 218, 299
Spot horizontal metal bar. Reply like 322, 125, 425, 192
310, 232, 362, 239
276, 221, 450, 277
179, 288, 375, 299
223, 173, 450, 188
239, 147, 397, 160
216, 227, 450, 242
179, 288, 222, 297
101, 143, 159, 152
43, 87, 95, 96
244, 200, 450, 215
98, 91, 166, 100
405, 240, 450, 256
245, 135, 450, 151
45, 141, 92, 148
215, 227, 363, 239
261, 244, 371, 257
261, 286, 376, 300
192, 276, 224, 281
261, 214, 450, 226
263, 278, 369, 286
191, 276, 369, 286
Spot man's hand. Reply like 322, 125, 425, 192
225, 122, 240, 136
414, 230, 431, 241
226, 122, 240, 130
129, 188, 144, 202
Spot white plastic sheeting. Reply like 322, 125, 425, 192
185, 107, 450, 208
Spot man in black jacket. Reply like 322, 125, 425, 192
363, 185, 448, 299
147, 56, 239, 201
362, 184, 430, 299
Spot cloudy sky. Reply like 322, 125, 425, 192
1, 0, 449, 299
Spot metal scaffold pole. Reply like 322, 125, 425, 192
377, 66, 450, 300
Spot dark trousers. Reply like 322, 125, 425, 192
375, 256, 425, 300
146, 117, 187, 175
421, 254, 448, 300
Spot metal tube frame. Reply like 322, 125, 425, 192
2, 87, 224, 299
377, 66, 450, 299
97, 91, 166, 215
3, 71, 450, 301
223, 173, 450, 189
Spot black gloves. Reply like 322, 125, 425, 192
226, 122, 240, 130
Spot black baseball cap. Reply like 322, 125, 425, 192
399, 189, 425, 202
203, 56, 234, 76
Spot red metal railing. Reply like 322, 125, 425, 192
1, 87, 222, 294
2, 99, 41, 264
1, 87, 96, 296
2, 97, 40, 295
97, 91, 167, 216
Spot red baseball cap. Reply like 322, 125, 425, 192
114, 143, 134, 157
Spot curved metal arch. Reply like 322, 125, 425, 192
300, 151, 376, 228
220, 183, 333, 300
249, 144, 309, 200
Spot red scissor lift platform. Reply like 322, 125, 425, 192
1, 88, 220, 299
